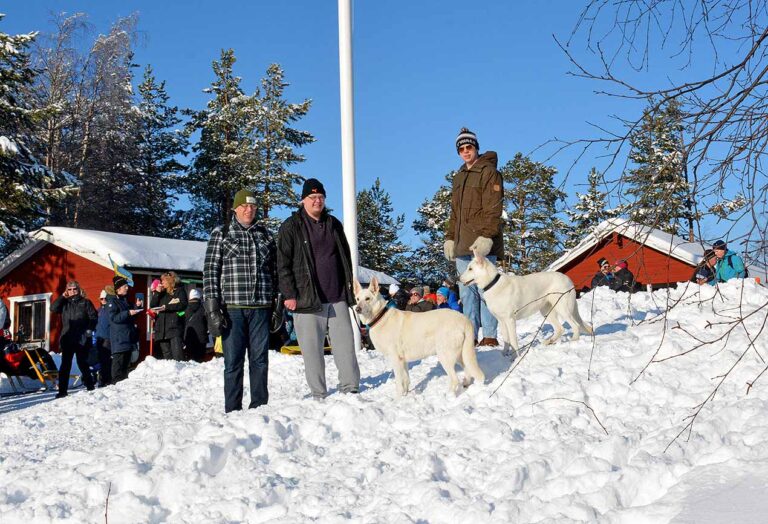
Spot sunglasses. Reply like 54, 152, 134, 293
458, 145, 475, 152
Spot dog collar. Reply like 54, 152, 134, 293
367, 307, 390, 329
482, 273, 501, 292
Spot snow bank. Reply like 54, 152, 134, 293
1, 280, 767, 523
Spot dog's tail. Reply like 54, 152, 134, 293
460, 324, 485, 384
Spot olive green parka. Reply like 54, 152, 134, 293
446, 151, 504, 258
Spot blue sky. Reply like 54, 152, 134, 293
4, 1, 720, 244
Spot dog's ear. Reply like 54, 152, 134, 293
369, 277, 379, 294
353, 279, 362, 296
472, 249, 485, 266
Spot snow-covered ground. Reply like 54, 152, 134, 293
2, 281, 768, 523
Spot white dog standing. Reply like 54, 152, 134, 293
459, 253, 593, 356
354, 278, 485, 396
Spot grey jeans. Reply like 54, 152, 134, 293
293, 301, 360, 399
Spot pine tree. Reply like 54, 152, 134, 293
565, 167, 619, 247
411, 172, 455, 284
134, 65, 189, 237
356, 178, 410, 278
623, 98, 693, 235
252, 64, 314, 229
0, 15, 72, 256
184, 49, 256, 236
185, 53, 313, 236
502, 153, 567, 273
74, 36, 142, 233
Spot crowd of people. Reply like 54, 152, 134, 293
4, 127, 753, 409
47, 274, 209, 399
588, 240, 747, 295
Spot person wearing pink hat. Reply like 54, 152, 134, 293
612, 259, 637, 293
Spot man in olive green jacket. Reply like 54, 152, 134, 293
444, 127, 504, 346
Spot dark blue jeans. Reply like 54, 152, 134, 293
222, 307, 269, 412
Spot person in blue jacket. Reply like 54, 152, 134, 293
711, 240, 747, 284
94, 288, 113, 386
436, 286, 462, 312
107, 276, 143, 383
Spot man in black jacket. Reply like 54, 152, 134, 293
50, 280, 97, 398
591, 258, 616, 289
277, 178, 360, 400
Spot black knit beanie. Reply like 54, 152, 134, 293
301, 178, 326, 200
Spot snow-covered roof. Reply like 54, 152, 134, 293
32, 227, 207, 273
357, 266, 398, 285
0, 227, 398, 284
548, 218, 707, 271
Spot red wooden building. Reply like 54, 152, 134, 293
548, 219, 709, 293
0, 227, 206, 356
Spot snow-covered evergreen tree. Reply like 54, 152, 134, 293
357, 178, 410, 279
185, 52, 313, 236
252, 64, 314, 229
0, 16, 72, 256
73, 19, 142, 233
565, 167, 619, 247
623, 99, 694, 235
185, 49, 257, 235
410, 172, 455, 284
502, 153, 567, 273
134, 65, 189, 237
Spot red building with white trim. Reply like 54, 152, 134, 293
548, 219, 710, 293
0, 228, 206, 356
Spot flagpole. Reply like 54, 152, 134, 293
338, 0, 358, 277
338, 0, 362, 352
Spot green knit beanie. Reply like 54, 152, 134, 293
232, 189, 257, 209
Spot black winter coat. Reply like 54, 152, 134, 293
591, 272, 615, 288
183, 301, 208, 347
50, 295, 97, 348
690, 264, 715, 284
276, 209, 354, 313
611, 268, 637, 293
107, 295, 138, 354
150, 287, 188, 340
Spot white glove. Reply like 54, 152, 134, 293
470, 236, 493, 257
443, 240, 455, 261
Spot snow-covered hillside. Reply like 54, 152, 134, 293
2, 281, 767, 523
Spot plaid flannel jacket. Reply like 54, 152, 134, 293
203, 217, 277, 307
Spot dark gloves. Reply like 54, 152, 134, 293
204, 298, 228, 338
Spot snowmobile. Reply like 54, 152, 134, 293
0, 329, 58, 394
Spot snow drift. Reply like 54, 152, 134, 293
1, 280, 767, 523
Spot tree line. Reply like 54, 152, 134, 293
2, 12, 697, 283
0, 13, 312, 255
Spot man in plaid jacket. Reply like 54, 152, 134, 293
204, 189, 277, 412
